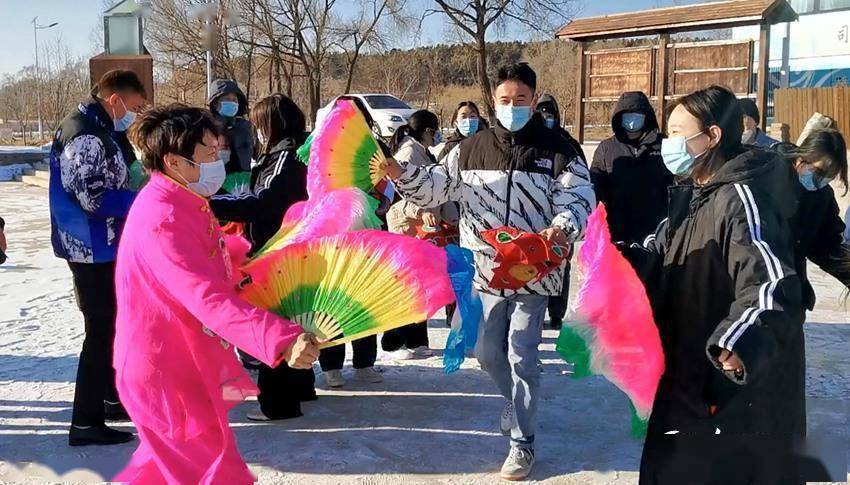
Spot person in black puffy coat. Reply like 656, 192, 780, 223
621, 86, 806, 485
591, 91, 673, 245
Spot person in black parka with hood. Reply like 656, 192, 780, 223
591, 91, 673, 244
621, 86, 806, 485
208, 79, 257, 174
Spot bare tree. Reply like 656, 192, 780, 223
146, 0, 237, 101
424, 0, 581, 118
334, 0, 409, 94
40, 37, 89, 133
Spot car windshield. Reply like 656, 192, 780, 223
363, 95, 410, 110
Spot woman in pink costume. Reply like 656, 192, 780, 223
114, 104, 319, 484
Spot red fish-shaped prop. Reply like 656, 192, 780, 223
481, 227, 568, 291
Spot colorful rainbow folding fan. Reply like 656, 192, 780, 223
251, 188, 382, 258
556, 204, 664, 437
299, 99, 387, 196
238, 231, 473, 348
481, 227, 567, 291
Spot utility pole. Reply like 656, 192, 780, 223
32, 16, 59, 141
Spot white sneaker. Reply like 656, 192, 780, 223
500, 446, 535, 481
246, 407, 271, 422
390, 348, 415, 361
500, 401, 514, 436
354, 367, 384, 383
324, 370, 345, 388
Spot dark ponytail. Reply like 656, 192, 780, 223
389, 110, 439, 154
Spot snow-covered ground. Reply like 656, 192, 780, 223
0, 181, 847, 484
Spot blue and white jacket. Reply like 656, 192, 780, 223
49, 99, 136, 263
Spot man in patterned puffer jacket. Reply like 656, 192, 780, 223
49, 69, 146, 447
386, 63, 594, 481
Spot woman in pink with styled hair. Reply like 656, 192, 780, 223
113, 104, 319, 484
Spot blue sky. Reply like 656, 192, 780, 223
0, 0, 706, 76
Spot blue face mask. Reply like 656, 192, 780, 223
798, 166, 831, 191
661, 131, 707, 176
495, 104, 533, 132
112, 97, 137, 132
621, 113, 646, 133
433, 130, 443, 145
458, 118, 479, 137
218, 100, 239, 118
544, 118, 556, 130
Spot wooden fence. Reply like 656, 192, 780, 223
774, 87, 850, 142
578, 40, 755, 141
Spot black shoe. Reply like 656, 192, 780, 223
69, 425, 134, 447
104, 401, 130, 422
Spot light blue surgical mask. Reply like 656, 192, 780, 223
622, 113, 646, 133
433, 130, 443, 145
798, 166, 831, 191
458, 118, 479, 137
661, 131, 707, 176
218, 101, 239, 118
544, 118, 556, 130
179, 157, 227, 197
495, 104, 533, 132
112, 98, 137, 132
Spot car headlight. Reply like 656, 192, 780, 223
389, 115, 404, 122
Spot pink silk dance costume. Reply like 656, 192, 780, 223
113, 173, 303, 484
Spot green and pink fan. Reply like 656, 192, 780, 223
556, 204, 664, 436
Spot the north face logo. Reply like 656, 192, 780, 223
534, 158, 553, 169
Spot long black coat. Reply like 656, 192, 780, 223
591, 92, 673, 243
622, 147, 806, 484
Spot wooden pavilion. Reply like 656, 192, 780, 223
556, 0, 798, 142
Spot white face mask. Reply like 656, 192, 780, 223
178, 157, 227, 197
113, 97, 137, 132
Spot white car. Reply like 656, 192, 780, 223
316, 94, 416, 138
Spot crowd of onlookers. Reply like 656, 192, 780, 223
1, 59, 844, 483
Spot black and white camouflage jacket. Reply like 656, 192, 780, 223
394, 115, 595, 296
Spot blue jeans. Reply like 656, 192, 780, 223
475, 292, 548, 449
